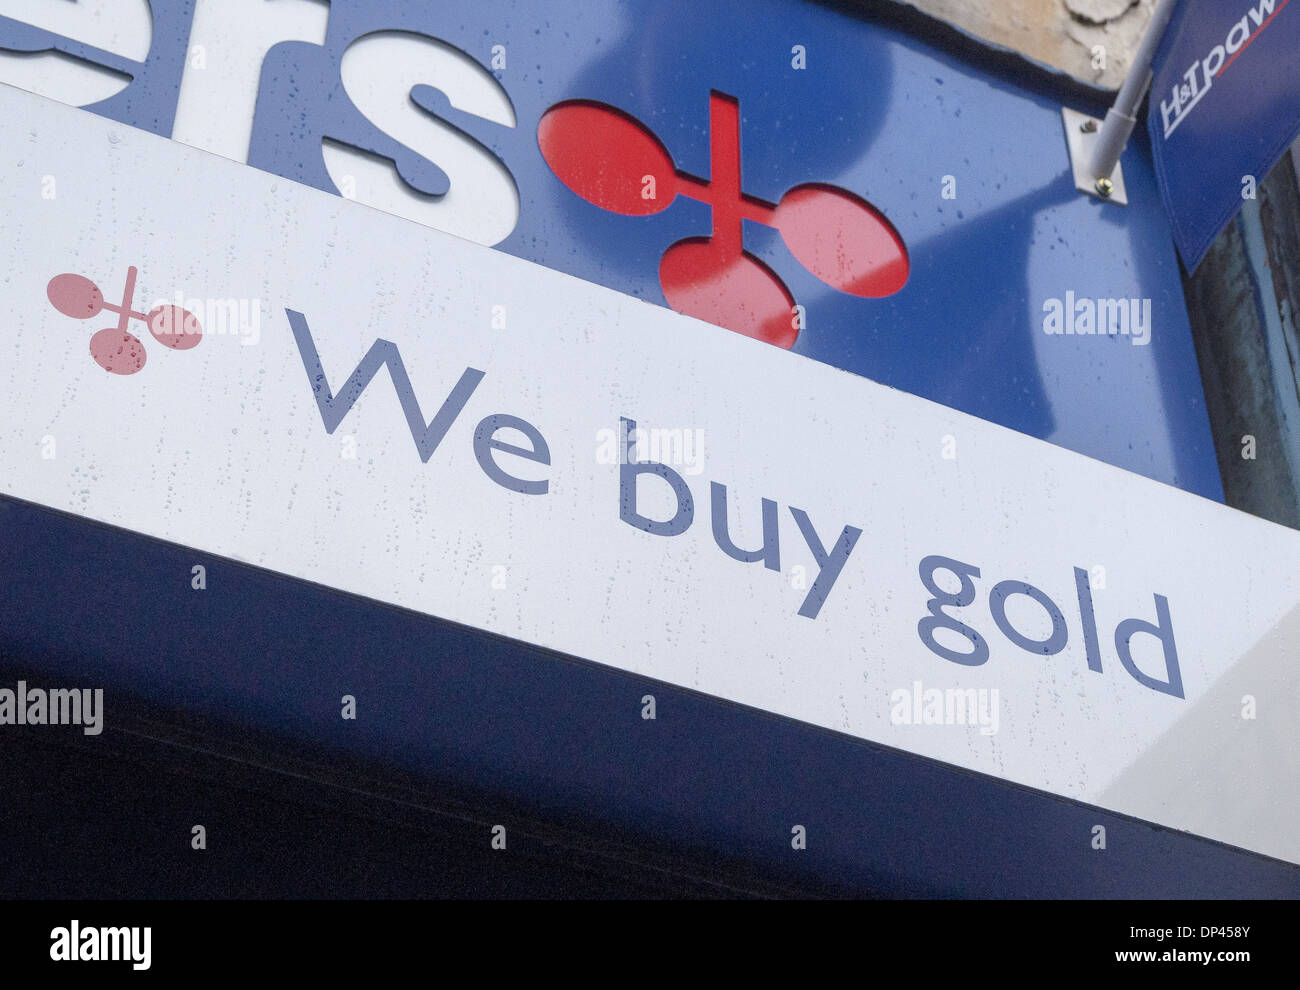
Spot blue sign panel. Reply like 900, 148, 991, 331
0, 0, 1223, 500
1149, 0, 1300, 270
3, 496, 1298, 897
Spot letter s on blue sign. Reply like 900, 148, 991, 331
323, 31, 520, 246
0, 4, 520, 246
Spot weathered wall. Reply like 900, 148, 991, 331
1183, 154, 1300, 530
893, 0, 1154, 88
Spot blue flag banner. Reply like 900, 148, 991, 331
1148, 0, 1300, 270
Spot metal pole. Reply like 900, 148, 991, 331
1088, 0, 1180, 185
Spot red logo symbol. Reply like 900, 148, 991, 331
539, 91, 909, 348
47, 266, 203, 375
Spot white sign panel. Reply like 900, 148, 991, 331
2, 85, 1298, 864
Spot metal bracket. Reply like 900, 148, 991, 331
1062, 107, 1128, 206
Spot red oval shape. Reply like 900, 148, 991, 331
47, 273, 104, 320
89, 328, 147, 375
147, 305, 203, 350
659, 238, 798, 349
538, 101, 676, 216
773, 184, 909, 298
